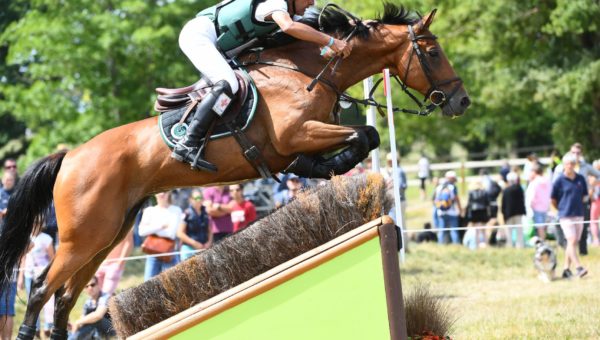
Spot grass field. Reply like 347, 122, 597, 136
11, 185, 600, 339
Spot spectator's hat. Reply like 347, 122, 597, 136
445, 170, 457, 179
287, 173, 300, 181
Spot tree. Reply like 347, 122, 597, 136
0, 0, 29, 161
0, 0, 212, 164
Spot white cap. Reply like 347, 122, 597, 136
445, 170, 457, 179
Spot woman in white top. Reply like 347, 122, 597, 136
138, 191, 183, 281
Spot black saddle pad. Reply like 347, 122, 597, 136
158, 71, 257, 149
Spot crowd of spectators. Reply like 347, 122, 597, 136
425, 142, 599, 280
2, 141, 599, 337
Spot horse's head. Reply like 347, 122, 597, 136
392, 10, 470, 117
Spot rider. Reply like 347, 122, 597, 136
173, 0, 352, 171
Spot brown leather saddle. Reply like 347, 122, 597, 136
155, 71, 274, 180
155, 70, 249, 117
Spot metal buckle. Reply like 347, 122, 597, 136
429, 90, 446, 106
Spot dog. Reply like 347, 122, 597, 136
531, 236, 557, 282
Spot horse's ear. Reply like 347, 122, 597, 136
418, 9, 437, 31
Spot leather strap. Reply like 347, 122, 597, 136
225, 121, 279, 182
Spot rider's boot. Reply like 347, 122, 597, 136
171, 80, 233, 171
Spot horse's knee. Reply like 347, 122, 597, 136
363, 126, 380, 151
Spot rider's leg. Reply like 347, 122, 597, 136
175, 16, 238, 171
179, 15, 239, 93
171, 80, 233, 171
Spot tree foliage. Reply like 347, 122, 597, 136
345, 0, 600, 159
1, 0, 599, 164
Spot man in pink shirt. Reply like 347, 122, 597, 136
526, 164, 551, 239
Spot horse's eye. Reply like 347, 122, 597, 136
428, 50, 439, 58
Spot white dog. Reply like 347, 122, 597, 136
531, 236, 557, 282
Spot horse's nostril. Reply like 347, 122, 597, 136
460, 96, 471, 108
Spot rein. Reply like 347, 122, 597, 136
237, 5, 463, 118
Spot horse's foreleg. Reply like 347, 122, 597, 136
284, 125, 379, 179
286, 121, 379, 179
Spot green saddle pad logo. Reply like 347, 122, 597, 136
171, 123, 188, 140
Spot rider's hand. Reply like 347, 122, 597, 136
329, 39, 352, 58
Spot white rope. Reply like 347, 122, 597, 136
13, 219, 600, 273
403, 219, 600, 234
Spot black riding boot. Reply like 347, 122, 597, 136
171, 80, 233, 171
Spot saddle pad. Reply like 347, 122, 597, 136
158, 70, 257, 149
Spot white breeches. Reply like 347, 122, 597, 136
179, 16, 239, 94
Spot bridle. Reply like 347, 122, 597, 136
396, 24, 463, 114
237, 6, 463, 117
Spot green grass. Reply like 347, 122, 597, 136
12, 183, 600, 339
402, 243, 600, 339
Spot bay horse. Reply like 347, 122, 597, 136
0, 4, 469, 339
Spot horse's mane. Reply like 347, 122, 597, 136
259, 2, 419, 49
301, 2, 419, 39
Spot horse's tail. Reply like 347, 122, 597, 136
0, 151, 66, 292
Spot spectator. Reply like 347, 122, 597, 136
138, 191, 182, 281
417, 153, 430, 200
95, 230, 134, 296
0, 233, 19, 340
499, 160, 510, 183
0, 171, 17, 340
43, 201, 59, 247
481, 170, 502, 243
525, 164, 552, 240
590, 160, 600, 246
381, 153, 407, 228
0, 172, 17, 224
433, 171, 462, 245
19, 224, 55, 338
465, 180, 490, 249
178, 189, 212, 261
552, 143, 600, 255
1, 158, 18, 189
552, 153, 589, 278
549, 149, 562, 173
274, 175, 304, 208
228, 183, 257, 232
501, 172, 526, 248
415, 222, 437, 243
68, 276, 115, 340
523, 153, 538, 185
204, 186, 233, 243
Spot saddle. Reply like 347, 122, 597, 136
155, 70, 275, 180
155, 70, 249, 116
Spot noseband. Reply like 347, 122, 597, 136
398, 25, 463, 114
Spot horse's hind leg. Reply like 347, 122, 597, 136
16, 261, 55, 339
51, 200, 144, 339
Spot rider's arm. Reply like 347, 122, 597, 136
271, 11, 350, 57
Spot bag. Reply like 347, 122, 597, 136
434, 184, 455, 211
141, 235, 175, 263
